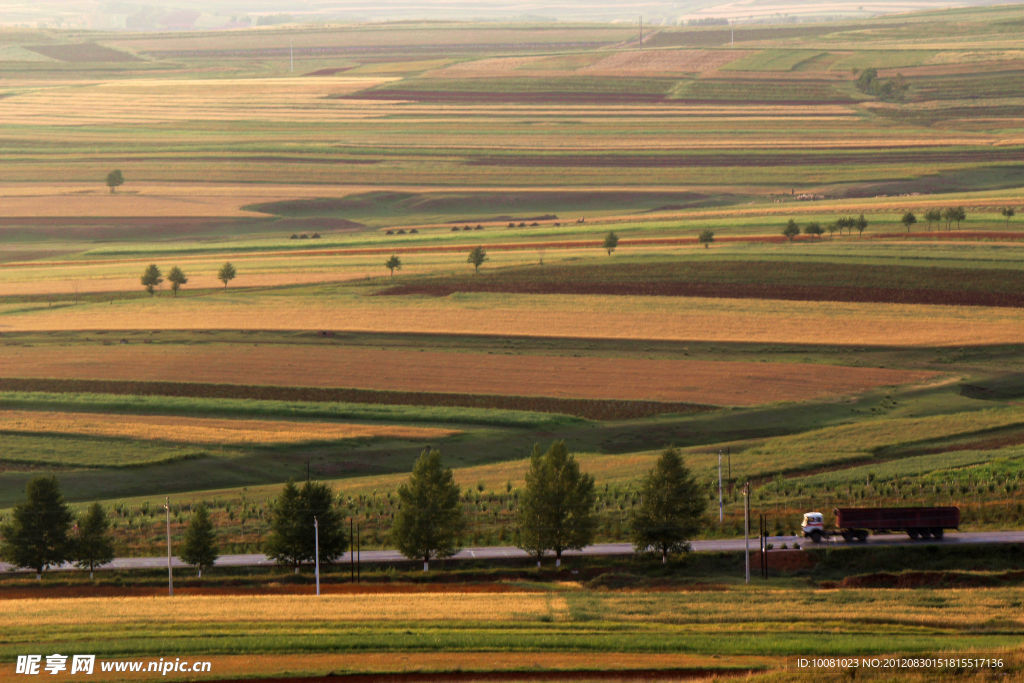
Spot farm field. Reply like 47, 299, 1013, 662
2, 4, 1024, 681
3, 585, 1022, 681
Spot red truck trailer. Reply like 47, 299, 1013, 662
801, 507, 960, 543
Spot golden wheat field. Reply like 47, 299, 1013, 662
7, 593, 568, 625
0, 410, 457, 445
2, 345, 939, 405
2, 292, 1021, 346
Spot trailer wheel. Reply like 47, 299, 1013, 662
932, 528, 944, 540
855, 530, 869, 542
809, 530, 823, 544
908, 529, 920, 540
841, 531, 853, 542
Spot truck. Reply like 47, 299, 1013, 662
801, 506, 960, 543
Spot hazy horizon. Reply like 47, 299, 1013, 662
0, 0, 1018, 31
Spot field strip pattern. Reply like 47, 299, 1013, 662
2, 294, 1021, 346
3, 345, 940, 406
0, 409, 458, 445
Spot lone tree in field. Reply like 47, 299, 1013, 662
603, 231, 619, 255
167, 266, 188, 297
803, 222, 823, 240
1001, 206, 1016, 228
73, 502, 114, 580
141, 264, 162, 296
0, 476, 74, 580
106, 169, 124, 194
467, 246, 487, 273
782, 219, 800, 242
265, 481, 347, 573
631, 448, 706, 564
924, 208, 941, 230
516, 441, 596, 568
385, 254, 402, 277
218, 262, 236, 288
901, 211, 917, 232
698, 228, 715, 248
180, 504, 218, 578
392, 448, 464, 571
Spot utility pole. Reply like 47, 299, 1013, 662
164, 497, 173, 597
314, 516, 320, 596
743, 482, 750, 584
718, 450, 723, 524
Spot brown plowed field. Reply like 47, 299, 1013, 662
3, 345, 938, 407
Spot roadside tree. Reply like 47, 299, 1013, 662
803, 222, 823, 240
181, 504, 218, 578
392, 448, 464, 571
783, 219, 800, 242
516, 441, 596, 567
1001, 206, 1015, 228
167, 266, 188, 296
631, 448, 706, 564
0, 476, 74, 580
901, 211, 917, 232
141, 264, 162, 296
73, 502, 114, 580
924, 208, 941, 230
855, 213, 868, 237
265, 481, 346, 572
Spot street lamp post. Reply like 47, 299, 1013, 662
164, 497, 173, 597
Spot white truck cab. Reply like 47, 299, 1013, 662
801, 511, 827, 543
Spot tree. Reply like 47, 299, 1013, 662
180, 504, 218, 578
385, 254, 402, 277
467, 246, 487, 273
1000, 206, 1016, 228
942, 207, 957, 231
901, 211, 917, 233
392, 448, 464, 571
631, 448, 706, 564
782, 219, 800, 242
602, 231, 619, 255
106, 169, 124, 194
167, 266, 188, 297
954, 206, 966, 229
0, 476, 74, 579
827, 221, 839, 239
924, 208, 941, 230
265, 481, 346, 572
698, 229, 714, 248
516, 441, 596, 568
141, 264, 162, 296
855, 213, 868, 237
803, 222, 823, 240
73, 502, 114, 580
218, 262, 236, 288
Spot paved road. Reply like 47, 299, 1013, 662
4, 530, 1023, 573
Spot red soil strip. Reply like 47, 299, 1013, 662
2, 345, 938, 408
877, 230, 1024, 242
839, 570, 1024, 589
466, 148, 1024, 168
382, 279, 1024, 308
